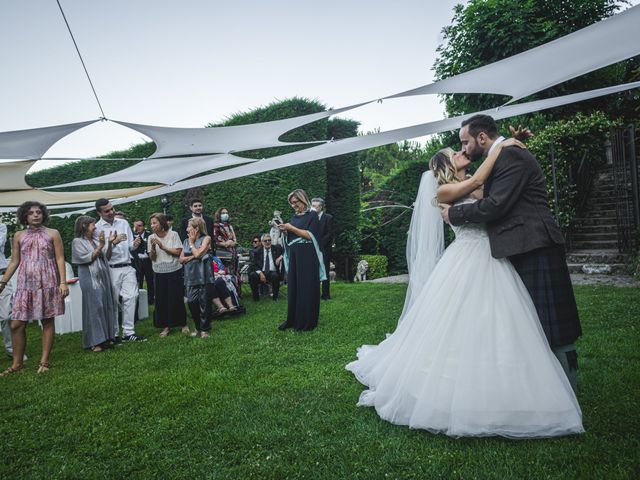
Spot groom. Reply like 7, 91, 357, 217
440, 114, 582, 391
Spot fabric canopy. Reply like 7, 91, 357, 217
0, 160, 37, 190
386, 5, 640, 102
47, 153, 256, 188
0, 120, 99, 160
0, 185, 161, 208
113, 102, 368, 159
107, 81, 640, 207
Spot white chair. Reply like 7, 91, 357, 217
138, 289, 149, 320
53, 262, 83, 334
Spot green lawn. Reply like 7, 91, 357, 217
1, 283, 639, 479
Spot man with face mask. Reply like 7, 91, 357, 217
311, 197, 334, 300
440, 114, 582, 392
179, 198, 215, 244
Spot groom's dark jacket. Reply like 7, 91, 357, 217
448, 145, 564, 259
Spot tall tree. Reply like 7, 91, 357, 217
433, 0, 635, 118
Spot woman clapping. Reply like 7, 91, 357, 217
149, 213, 187, 337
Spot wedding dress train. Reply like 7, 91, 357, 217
346, 202, 584, 438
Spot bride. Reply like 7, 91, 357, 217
346, 139, 584, 438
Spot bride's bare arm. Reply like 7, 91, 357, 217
436, 138, 525, 204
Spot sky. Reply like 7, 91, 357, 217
0, 0, 469, 171
1, 0, 638, 173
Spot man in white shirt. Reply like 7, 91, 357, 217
94, 199, 146, 342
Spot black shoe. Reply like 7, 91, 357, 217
278, 322, 290, 331
113, 336, 123, 346
123, 334, 147, 342
321, 296, 331, 300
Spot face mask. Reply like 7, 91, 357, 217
220, 213, 229, 222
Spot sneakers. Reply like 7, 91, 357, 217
122, 334, 147, 342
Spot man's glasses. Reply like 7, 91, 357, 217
263, 239, 272, 243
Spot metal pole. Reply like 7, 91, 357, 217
550, 143, 559, 216
626, 124, 640, 232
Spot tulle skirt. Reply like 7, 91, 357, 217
346, 234, 584, 438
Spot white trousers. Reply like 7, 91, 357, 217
109, 266, 139, 337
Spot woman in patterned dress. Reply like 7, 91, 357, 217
0, 201, 68, 375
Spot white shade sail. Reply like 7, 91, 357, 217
47, 153, 256, 188
0, 120, 99, 160
113, 102, 368, 159
386, 5, 640, 102
0, 160, 37, 190
0, 185, 161, 208
108, 81, 640, 207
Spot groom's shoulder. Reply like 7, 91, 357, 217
497, 146, 538, 168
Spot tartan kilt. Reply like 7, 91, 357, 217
509, 244, 582, 347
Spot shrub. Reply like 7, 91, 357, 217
359, 255, 388, 280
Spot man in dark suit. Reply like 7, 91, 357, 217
312, 197, 334, 300
131, 219, 154, 305
179, 198, 215, 243
440, 114, 582, 391
248, 233, 283, 301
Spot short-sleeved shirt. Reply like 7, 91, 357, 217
148, 230, 183, 273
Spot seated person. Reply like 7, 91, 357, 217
210, 255, 239, 316
248, 233, 283, 301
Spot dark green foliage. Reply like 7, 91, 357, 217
358, 140, 430, 192
434, 0, 635, 119
526, 111, 620, 229
195, 98, 328, 253
326, 118, 361, 279
361, 162, 429, 274
1, 283, 639, 478
359, 254, 388, 279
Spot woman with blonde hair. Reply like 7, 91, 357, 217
180, 217, 214, 338
347, 133, 584, 438
277, 188, 325, 331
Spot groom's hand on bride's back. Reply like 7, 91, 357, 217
509, 125, 534, 142
438, 203, 451, 224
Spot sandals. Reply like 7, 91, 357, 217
91, 346, 104, 353
36, 362, 50, 374
191, 330, 200, 337
159, 328, 170, 338
200, 332, 210, 339
217, 307, 229, 314
1, 365, 24, 376
181, 326, 191, 335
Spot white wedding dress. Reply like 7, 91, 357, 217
346, 199, 584, 438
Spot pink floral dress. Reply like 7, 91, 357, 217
11, 227, 65, 321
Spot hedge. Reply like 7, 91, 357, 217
16, 98, 361, 278
358, 254, 388, 280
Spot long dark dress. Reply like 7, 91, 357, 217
284, 211, 322, 331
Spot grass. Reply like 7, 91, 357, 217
1, 283, 639, 479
